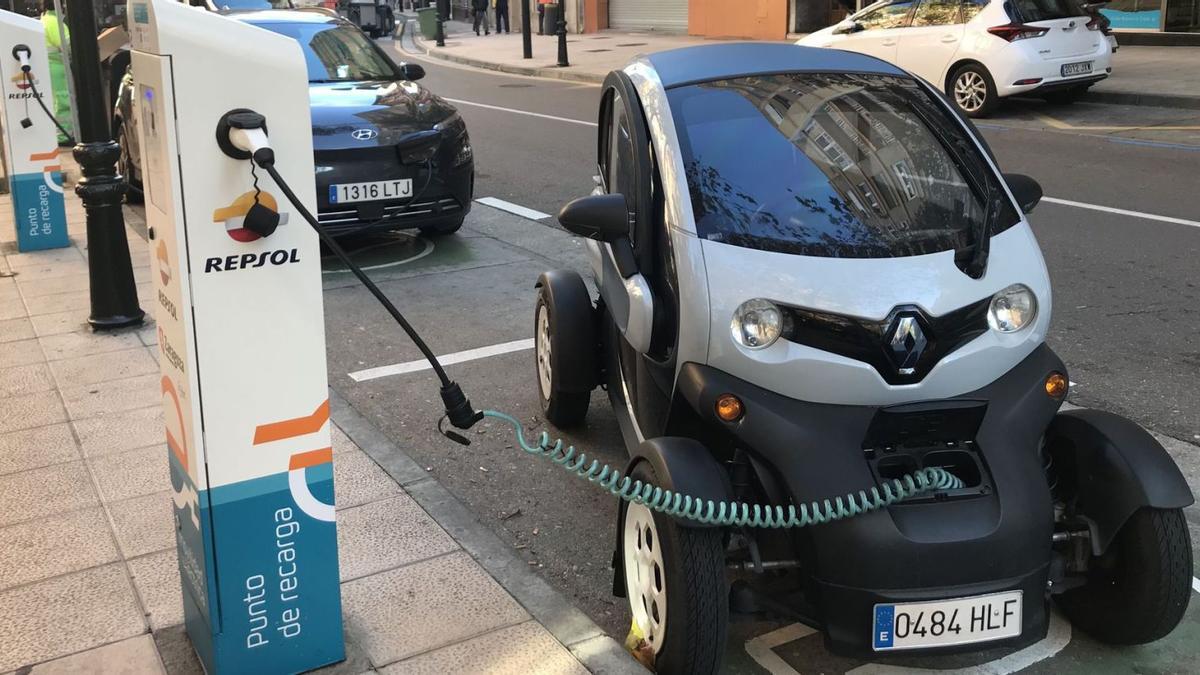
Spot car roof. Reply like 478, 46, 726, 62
643, 43, 907, 89
223, 8, 345, 24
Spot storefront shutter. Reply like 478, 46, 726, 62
608, 0, 688, 32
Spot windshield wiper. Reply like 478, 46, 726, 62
964, 183, 1001, 279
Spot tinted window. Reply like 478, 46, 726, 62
254, 22, 399, 82
856, 0, 916, 29
961, 0, 988, 21
667, 73, 1018, 259
1012, 0, 1084, 21
912, 0, 962, 25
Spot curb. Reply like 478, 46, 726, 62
401, 18, 605, 84
329, 389, 644, 675
1082, 89, 1200, 111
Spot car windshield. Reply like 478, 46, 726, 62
211, 0, 287, 9
1011, 0, 1084, 21
254, 22, 399, 82
667, 72, 1018, 259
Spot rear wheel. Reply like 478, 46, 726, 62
534, 272, 595, 427
1043, 84, 1090, 105
1056, 507, 1192, 644
950, 64, 999, 118
622, 462, 727, 674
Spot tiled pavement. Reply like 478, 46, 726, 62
0, 181, 634, 673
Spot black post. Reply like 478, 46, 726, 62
555, 4, 567, 67
65, 0, 143, 330
434, 0, 446, 46
520, 0, 531, 58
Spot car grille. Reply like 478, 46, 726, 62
317, 196, 463, 231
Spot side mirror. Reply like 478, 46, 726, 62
833, 19, 861, 34
1004, 173, 1043, 214
400, 63, 425, 81
557, 193, 630, 243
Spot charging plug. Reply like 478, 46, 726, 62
215, 108, 274, 164
11, 44, 30, 72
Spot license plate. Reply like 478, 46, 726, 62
872, 590, 1022, 651
329, 179, 412, 204
1061, 61, 1093, 77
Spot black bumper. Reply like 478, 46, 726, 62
675, 345, 1068, 655
1028, 74, 1108, 94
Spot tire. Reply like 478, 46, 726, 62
1043, 84, 1089, 105
949, 64, 999, 118
116, 123, 144, 204
621, 462, 727, 674
418, 216, 464, 236
534, 271, 595, 428
1055, 508, 1192, 644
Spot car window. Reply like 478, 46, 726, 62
912, 0, 962, 26
856, 0, 916, 29
253, 22, 399, 82
960, 0, 988, 21
1011, 0, 1083, 21
666, 72, 1019, 259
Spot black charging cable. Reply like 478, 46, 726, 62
12, 45, 75, 145
249, 146, 483, 440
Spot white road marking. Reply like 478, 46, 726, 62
1042, 197, 1200, 229
349, 338, 533, 382
1194, 576, 1200, 594
322, 233, 434, 275
442, 97, 598, 127
744, 623, 818, 675
476, 197, 551, 221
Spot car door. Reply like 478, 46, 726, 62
838, 0, 918, 64
896, 0, 967, 86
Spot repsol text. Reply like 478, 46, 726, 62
205, 248, 299, 273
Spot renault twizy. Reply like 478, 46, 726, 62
532, 44, 1194, 673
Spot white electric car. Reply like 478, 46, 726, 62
798, 0, 1114, 117
533, 44, 1191, 673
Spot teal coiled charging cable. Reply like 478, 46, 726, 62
484, 410, 964, 529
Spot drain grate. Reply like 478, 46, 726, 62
616, 42, 647, 47
585, 48, 612, 52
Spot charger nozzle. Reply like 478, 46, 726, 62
11, 44, 30, 72
441, 381, 484, 430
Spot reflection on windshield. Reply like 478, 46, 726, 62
669, 73, 1016, 259
257, 22, 398, 83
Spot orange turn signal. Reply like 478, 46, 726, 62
1045, 372, 1068, 399
715, 393, 744, 422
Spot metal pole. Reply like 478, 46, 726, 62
50, 0, 80, 140
64, 0, 143, 330
520, 0, 530, 58
555, 2, 567, 67
434, 0, 445, 45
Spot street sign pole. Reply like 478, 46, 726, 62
65, 0, 144, 330
435, 0, 445, 46
521, 0, 530, 58
555, 4, 567, 67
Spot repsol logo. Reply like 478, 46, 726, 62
205, 248, 299, 273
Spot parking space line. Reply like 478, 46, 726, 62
348, 338, 533, 382
1194, 576, 1200, 594
1041, 197, 1200, 229
441, 98, 598, 127
476, 197, 551, 221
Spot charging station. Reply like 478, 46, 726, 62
130, 0, 344, 671
0, 10, 68, 251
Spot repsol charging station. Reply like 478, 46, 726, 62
0, 10, 68, 251
130, 0, 344, 671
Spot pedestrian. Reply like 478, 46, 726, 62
494, 0, 509, 33
39, 0, 73, 145
472, 0, 490, 35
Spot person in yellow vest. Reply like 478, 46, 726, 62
40, 0, 73, 146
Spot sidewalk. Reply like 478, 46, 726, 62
401, 17, 1200, 110
0, 178, 638, 672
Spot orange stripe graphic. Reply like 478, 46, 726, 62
289, 447, 333, 470
29, 151, 58, 161
161, 376, 188, 471
253, 399, 330, 444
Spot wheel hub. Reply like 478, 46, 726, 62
623, 502, 667, 654
955, 72, 987, 112
536, 304, 552, 400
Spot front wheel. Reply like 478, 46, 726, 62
533, 271, 596, 427
950, 64, 999, 118
1055, 507, 1192, 644
622, 462, 727, 674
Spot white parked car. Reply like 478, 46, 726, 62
798, 0, 1113, 117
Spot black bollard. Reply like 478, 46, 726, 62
435, 0, 446, 46
521, 0, 531, 59
65, 0, 144, 330
555, 5, 567, 67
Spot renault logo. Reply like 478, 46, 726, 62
351, 129, 378, 141
886, 313, 927, 376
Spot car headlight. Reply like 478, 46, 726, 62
452, 137, 473, 167
988, 284, 1037, 333
731, 299, 786, 349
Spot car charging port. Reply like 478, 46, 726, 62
862, 400, 993, 500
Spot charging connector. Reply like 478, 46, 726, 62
11, 44, 30, 72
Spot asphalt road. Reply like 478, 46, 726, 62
316, 35, 1200, 673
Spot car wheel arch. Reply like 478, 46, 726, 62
945, 58, 991, 94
